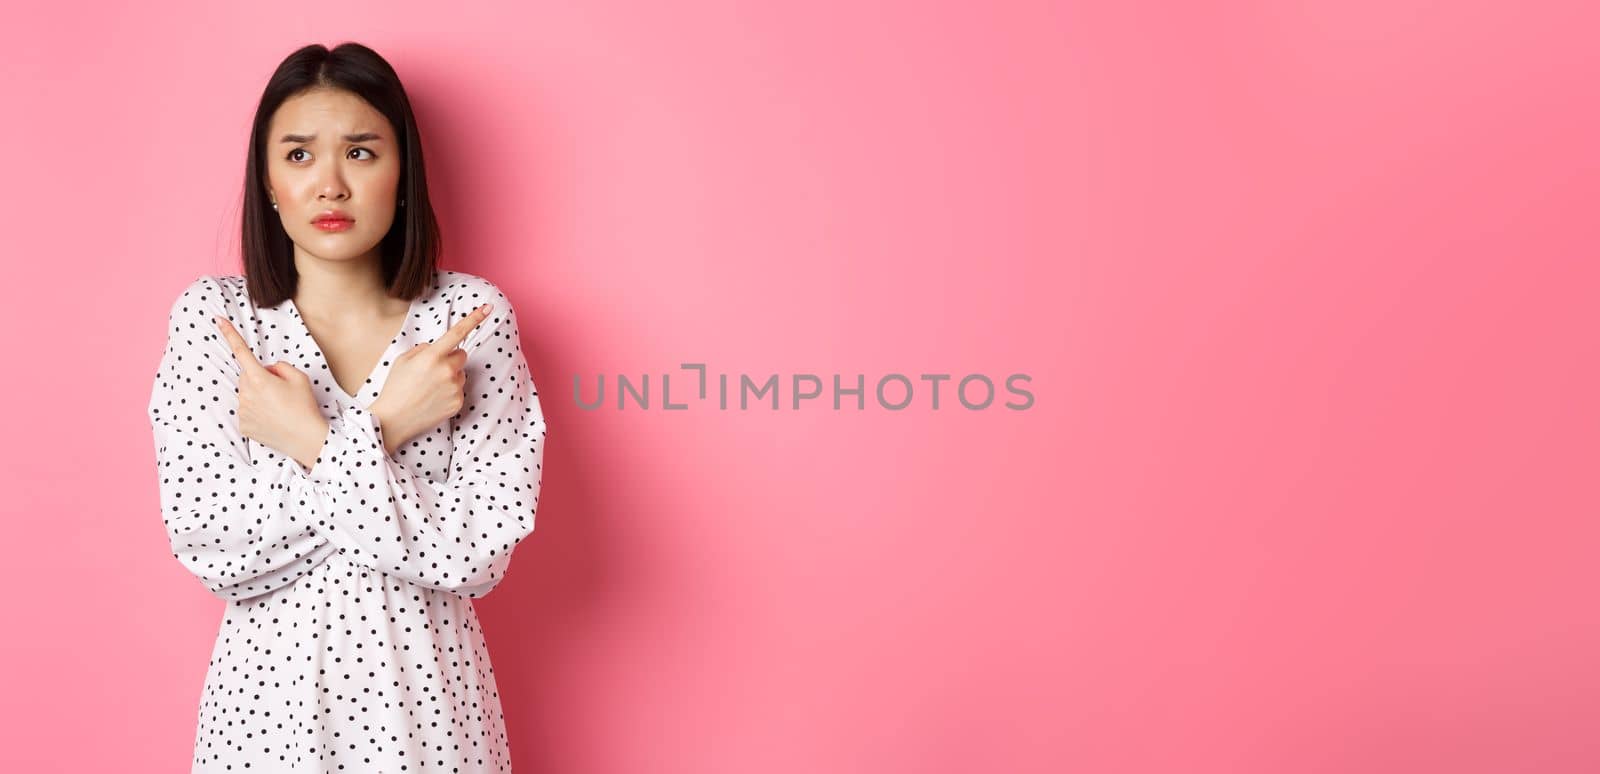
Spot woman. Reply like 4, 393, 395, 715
147, 42, 546, 773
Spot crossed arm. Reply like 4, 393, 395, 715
147, 276, 547, 601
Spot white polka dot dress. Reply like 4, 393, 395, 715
147, 269, 546, 773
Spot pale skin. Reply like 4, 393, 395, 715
213, 309, 491, 469
209, 86, 491, 470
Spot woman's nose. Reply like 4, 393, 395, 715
316, 170, 349, 200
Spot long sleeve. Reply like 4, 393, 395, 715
301, 294, 547, 599
147, 276, 337, 601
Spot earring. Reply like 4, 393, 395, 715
399, 199, 406, 206
271, 202, 278, 210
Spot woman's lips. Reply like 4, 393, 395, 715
312, 218, 354, 232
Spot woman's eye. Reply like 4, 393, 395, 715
285, 148, 373, 162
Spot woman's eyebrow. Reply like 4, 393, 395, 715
277, 132, 385, 143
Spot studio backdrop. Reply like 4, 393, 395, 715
1, 2, 1596, 773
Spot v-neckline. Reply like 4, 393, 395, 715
284, 289, 426, 406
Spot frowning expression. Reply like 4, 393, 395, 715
264, 88, 402, 262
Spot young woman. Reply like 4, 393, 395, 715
147, 42, 546, 773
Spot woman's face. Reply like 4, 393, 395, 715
264, 88, 403, 264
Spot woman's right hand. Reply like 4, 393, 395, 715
369, 303, 494, 451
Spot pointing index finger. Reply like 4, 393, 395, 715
213, 314, 267, 374
433, 303, 493, 351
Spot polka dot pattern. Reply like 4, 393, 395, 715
147, 269, 546, 772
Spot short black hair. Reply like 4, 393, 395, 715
240, 42, 440, 307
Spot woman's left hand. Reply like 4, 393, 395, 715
213, 315, 331, 469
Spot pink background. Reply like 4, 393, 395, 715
2, 1, 1597, 772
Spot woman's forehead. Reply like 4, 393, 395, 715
271, 89, 390, 134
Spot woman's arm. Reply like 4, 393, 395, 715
300, 294, 548, 598
147, 276, 337, 601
